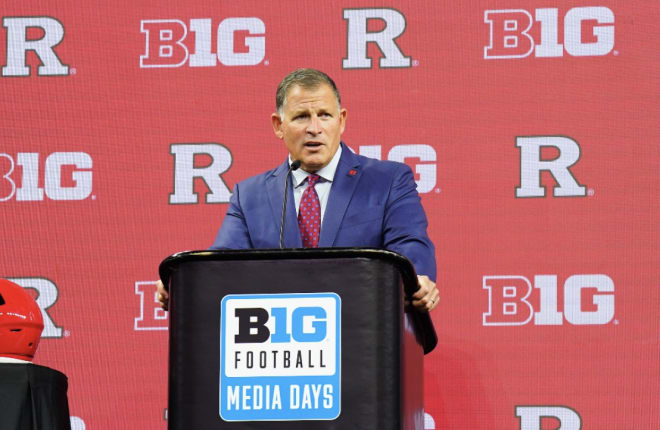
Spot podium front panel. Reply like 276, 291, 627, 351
166, 252, 424, 429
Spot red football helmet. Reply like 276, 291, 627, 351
0, 279, 44, 361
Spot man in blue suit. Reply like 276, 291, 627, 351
159, 69, 438, 312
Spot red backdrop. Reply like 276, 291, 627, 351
1, 1, 658, 428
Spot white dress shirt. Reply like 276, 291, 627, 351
289, 145, 342, 224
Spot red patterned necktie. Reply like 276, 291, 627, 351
298, 174, 321, 248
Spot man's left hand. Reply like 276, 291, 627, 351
411, 275, 439, 312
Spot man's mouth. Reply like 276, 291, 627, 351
304, 141, 323, 148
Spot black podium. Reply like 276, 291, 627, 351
160, 248, 437, 429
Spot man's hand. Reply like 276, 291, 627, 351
157, 280, 169, 311
411, 275, 439, 312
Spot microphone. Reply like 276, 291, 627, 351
279, 160, 301, 248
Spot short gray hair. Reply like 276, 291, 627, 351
275, 68, 341, 117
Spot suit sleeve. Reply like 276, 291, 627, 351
382, 164, 437, 281
209, 184, 254, 249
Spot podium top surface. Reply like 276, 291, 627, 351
161, 247, 416, 286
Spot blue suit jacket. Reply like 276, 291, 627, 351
210, 143, 436, 280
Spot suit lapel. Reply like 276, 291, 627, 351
319, 145, 362, 247
266, 161, 302, 248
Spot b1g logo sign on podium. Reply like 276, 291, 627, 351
220, 293, 341, 421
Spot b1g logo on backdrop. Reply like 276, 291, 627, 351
2, 17, 69, 77
0, 152, 93, 202
516, 406, 582, 429
140, 18, 265, 68
342, 8, 411, 69
516, 136, 586, 198
220, 293, 341, 421
483, 274, 614, 326
484, 7, 614, 59
354, 144, 436, 193
134, 281, 168, 331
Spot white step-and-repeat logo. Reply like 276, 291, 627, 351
483, 274, 615, 326
2, 16, 69, 77
484, 7, 614, 59
140, 18, 265, 68
0, 152, 93, 202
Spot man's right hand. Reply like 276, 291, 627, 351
157, 280, 169, 311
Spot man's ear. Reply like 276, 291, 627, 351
271, 113, 284, 139
339, 108, 347, 135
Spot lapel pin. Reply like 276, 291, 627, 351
348, 169, 357, 176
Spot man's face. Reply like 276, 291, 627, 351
271, 84, 347, 173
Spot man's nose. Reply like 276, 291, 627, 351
306, 115, 322, 134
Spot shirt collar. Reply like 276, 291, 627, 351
290, 144, 342, 188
